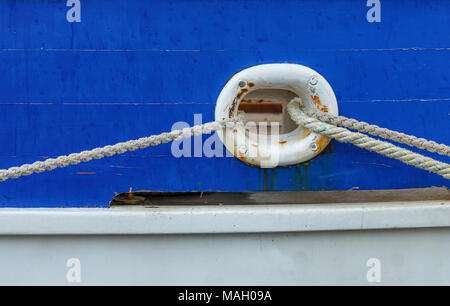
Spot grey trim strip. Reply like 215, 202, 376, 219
0, 201, 449, 235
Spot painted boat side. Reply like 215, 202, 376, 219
0, 201, 450, 285
0, 0, 448, 206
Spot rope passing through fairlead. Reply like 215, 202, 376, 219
0, 102, 448, 182
0, 117, 244, 182
287, 98, 450, 179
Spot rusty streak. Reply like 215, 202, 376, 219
238, 102, 283, 113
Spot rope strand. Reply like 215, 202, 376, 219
0, 100, 448, 182
287, 98, 450, 179
302, 103, 450, 156
0, 117, 243, 182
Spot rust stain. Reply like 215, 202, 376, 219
228, 88, 249, 118
228, 97, 238, 118
251, 143, 258, 147
313, 135, 331, 156
234, 151, 257, 167
127, 187, 133, 200
311, 95, 329, 112
279, 141, 287, 144
238, 102, 282, 113
303, 129, 312, 138
247, 82, 255, 87
297, 128, 312, 141
237, 154, 254, 166
316, 135, 330, 150
240, 98, 273, 104
229, 91, 246, 117
237, 156, 246, 162
236, 88, 248, 99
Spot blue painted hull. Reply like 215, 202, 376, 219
0, 0, 448, 207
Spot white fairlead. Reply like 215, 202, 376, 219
214, 63, 339, 168
0, 63, 448, 182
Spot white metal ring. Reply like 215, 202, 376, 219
215, 63, 338, 168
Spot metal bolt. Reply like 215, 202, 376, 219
238, 145, 247, 155
309, 76, 318, 86
310, 143, 319, 151
238, 81, 246, 88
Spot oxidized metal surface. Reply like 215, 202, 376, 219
215, 63, 339, 168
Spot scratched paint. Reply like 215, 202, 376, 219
0, 0, 448, 207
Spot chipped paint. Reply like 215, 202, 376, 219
216, 63, 338, 168
238, 101, 283, 113
228, 88, 249, 118
311, 95, 329, 112
312, 135, 331, 157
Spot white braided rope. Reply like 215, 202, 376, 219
0, 101, 448, 182
0, 117, 243, 182
288, 98, 450, 180
303, 104, 450, 156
